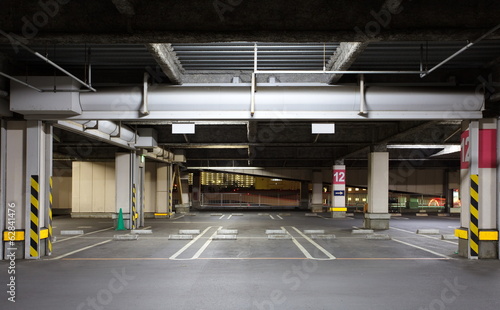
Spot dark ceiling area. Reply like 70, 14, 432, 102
1, 0, 500, 172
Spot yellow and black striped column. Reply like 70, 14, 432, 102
48, 177, 53, 255
132, 184, 137, 229
30, 175, 40, 258
469, 174, 479, 258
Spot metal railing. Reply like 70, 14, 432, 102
201, 192, 300, 207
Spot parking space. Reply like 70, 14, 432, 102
46, 212, 462, 261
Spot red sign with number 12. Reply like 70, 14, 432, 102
333, 170, 346, 185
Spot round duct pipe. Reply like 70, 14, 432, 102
73, 120, 135, 142
80, 85, 483, 114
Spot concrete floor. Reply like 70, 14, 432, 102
2, 212, 500, 310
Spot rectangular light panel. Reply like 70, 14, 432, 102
312, 123, 335, 134
172, 123, 195, 134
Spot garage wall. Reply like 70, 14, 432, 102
347, 168, 459, 195
72, 161, 116, 214
144, 162, 157, 213
52, 168, 72, 213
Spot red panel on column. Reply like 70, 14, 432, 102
460, 131, 469, 169
479, 129, 497, 168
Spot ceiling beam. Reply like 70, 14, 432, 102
339, 121, 437, 159
146, 43, 184, 85
110, 0, 135, 15
327, 42, 368, 84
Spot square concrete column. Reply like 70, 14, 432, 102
331, 165, 347, 218
1, 121, 52, 259
156, 163, 173, 217
300, 181, 309, 210
191, 171, 202, 209
457, 119, 498, 259
115, 152, 139, 229
311, 171, 323, 212
176, 171, 191, 214
364, 152, 390, 230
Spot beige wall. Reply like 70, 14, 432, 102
72, 161, 115, 213
144, 162, 157, 213
52, 169, 72, 210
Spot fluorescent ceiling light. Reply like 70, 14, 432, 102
387, 144, 458, 149
430, 145, 461, 157
312, 123, 335, 134
172, 123, 195, 134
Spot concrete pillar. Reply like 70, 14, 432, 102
364, 152, 390, 229
1, 121, 52, 260
497, 117, 500, 261
137, 155, 145, 227
115, 152, 140, 229
443, 169, 450, 214
176, 171, 190, 214
331, 165, 347, 218
457, 119, 498, 259
192, 171, 202, 209
311, 171, 323, 212
156, 163, 173, 217
300, 181, 309, 210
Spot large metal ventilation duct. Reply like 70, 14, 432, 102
77, 85, 483, 120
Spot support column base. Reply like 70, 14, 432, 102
457, 239, 499, 259
331, 211, 346, 218
363, 213, 391, 230
299, 200, 309, 210
310, 204, 323, 213
330, 207, 347, 218
175, 204, 190, 214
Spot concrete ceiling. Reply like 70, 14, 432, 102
2, 0, 500, 171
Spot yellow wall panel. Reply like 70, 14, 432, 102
71, 162, 80, 212
92, 163, 106, 212
104, 162, 116, 212
144, 162, 157, 212
80, 162, 93, 212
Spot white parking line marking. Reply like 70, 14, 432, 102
219, 215, 225, 220
173, 215, 185, 220
392, 238, 452, 259
390, 227, 457, 245
281, 227, 313, 259
51, 240, 112, 260
269, 215, 275, 220
291, 227, 336, 260
55, 227, 114, 243
192, 226, 223, 259
169, 226, 213, 260
276, 215, 283, 220
227, 215, 233, 220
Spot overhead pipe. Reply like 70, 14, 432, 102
421, 23, 500, 78
255, 70, 425, 74
73, 120, 135, 142
0, 30, 96, 92
250, 44, 258, 117
0, 72, 42, 92
1, 71, 93, 93
358, 74, 367, 116
141, 72, 150, 115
